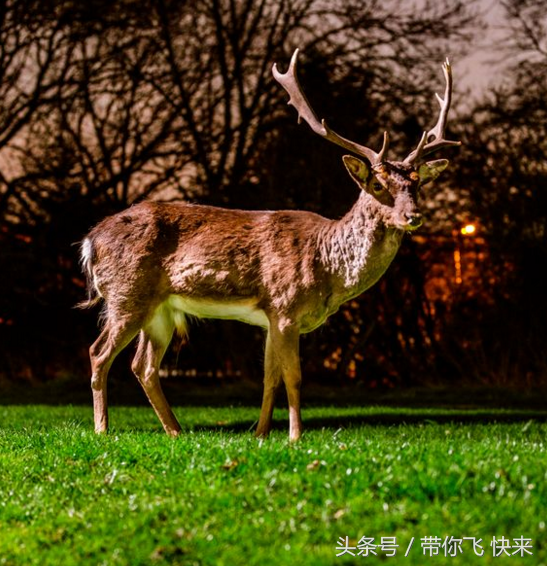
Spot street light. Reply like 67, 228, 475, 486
453, 222, 478, 285
460, 223, 477, 236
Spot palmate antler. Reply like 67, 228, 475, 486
404, 58, 461, 165
272, 48, 389, 166
272, 49, 460, 166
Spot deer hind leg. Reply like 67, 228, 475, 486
131, 304, 184, 436
258, 319, 303, 442
90, 317, 141, 433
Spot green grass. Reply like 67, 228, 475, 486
0, 404, 545, 565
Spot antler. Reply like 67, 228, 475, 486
273, 48, 389, 166
404, 59, 461, 165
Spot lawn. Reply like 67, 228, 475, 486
0, 403, 545, 565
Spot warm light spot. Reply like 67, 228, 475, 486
347, 359, 357, 379
453, 248, 462, 285
460, 223, 476, 236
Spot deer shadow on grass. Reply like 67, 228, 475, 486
117, 409, 547, 435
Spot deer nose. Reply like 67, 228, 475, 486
405, 213, 423, 228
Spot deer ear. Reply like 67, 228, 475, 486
343, 155, 371, 189
418, 159, 449, 185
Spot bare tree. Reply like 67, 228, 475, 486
428, 0, 547, 384
0, 0, 74, 221
0, 0, 482, 383
1, 0, 477, 223
145, 0, 476, 203
17, 38, 185, 217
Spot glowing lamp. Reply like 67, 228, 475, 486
460, 223, 476, 236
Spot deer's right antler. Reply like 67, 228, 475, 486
273, 49, 389, 166
404, 59, 461, 165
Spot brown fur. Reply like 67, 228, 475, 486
81, 155, 448, 441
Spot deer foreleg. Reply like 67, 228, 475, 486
256, 331, 283, 438
261, 320, 303, 441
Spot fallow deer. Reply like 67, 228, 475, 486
80, 49, 459, 441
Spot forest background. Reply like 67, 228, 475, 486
0, 0, 545, 392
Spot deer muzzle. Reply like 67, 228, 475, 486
405, 213, 423, 229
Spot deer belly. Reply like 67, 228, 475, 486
168, 295, 269, 328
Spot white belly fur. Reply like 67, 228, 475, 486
168, 295, 269, 329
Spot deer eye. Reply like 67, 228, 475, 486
371, 181, 384, 194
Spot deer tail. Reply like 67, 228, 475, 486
76, 236, 102, 309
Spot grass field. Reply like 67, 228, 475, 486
0, 402, 546, 565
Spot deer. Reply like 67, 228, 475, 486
79, 49, 459, 441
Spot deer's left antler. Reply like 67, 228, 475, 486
273, 48, 389, 166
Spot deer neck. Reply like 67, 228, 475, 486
319, 194, 404, 299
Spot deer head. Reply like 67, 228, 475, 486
272, 49, 460, 231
